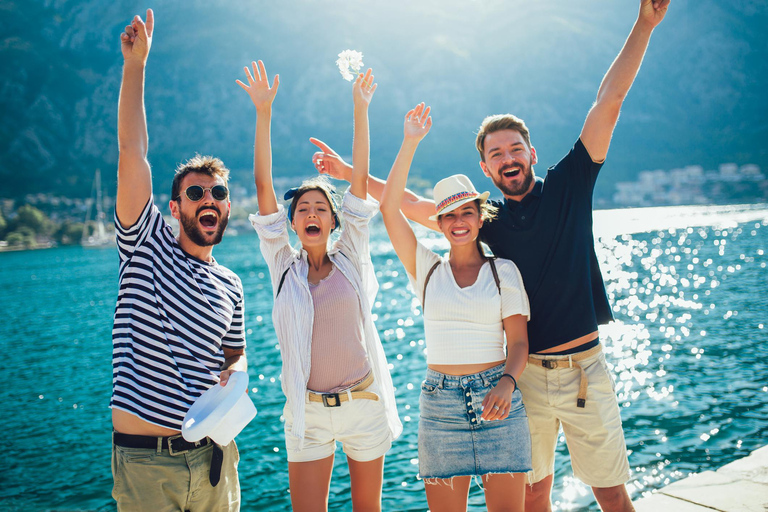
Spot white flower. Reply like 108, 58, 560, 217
336, 49, 364, 81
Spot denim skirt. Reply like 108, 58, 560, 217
418, 363, 532, 479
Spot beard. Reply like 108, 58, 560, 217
492, 160, 534, 198
179, 206, 228, 247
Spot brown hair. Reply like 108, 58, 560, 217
475, 114, 532, 162
437, 199, 498, 223
288, 176, 340, 231
171, 155, 230, 200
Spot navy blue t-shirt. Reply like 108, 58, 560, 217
480, 138, 613, 353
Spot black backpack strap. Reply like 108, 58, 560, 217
275, 250, 349, 299
275, 266, 290, 298
422, 261, 441, 310
487, 257, 501, 295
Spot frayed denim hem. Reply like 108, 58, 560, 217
423, 471, 529, 491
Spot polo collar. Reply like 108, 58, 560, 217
504, 177, 543, 207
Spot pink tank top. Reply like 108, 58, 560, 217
307, 266, 371, 393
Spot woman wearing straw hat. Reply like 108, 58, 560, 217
380, 103, 531, 512
238, 61, 401, 511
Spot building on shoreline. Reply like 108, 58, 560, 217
613, 163, 767, 207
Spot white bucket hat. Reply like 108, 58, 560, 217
182, 371, 257, 446
429, 174, 490, 221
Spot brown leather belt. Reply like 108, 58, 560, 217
528, 344, 603, 408
307, 372, 378, 407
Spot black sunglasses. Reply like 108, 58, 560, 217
177, 185, 229, 202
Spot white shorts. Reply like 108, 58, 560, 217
284, 383, 392, 463
518, 348, 631, 488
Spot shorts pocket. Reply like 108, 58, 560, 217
117, 446, 156, 464
421, 381, 439, 395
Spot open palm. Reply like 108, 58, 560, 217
237, 60, 279, 110
404, 103, 432, 141
353, 68, 377, 107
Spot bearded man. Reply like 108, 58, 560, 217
311, 2, 671, 510
110, 9, 246, 511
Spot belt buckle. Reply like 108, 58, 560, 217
541, 359, 557, 370
168, 434, 198, 456
321, 393, 341, 407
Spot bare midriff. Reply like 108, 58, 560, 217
112, 409, 180, 437
428, 359, 506, 377
537, 330, 599, 354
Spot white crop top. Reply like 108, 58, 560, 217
407, 242, 530, 365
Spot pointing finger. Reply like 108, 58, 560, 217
145, 8, 154, 37
309, 137, 332, 153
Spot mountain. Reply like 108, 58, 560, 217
1, 0, 766, 201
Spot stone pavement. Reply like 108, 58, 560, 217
634, 445, 768, 512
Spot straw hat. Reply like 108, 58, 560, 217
428, 174, 490, 221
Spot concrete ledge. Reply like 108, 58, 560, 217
634, 446, 768, 512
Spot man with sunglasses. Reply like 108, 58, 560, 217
110, 9, 246, 511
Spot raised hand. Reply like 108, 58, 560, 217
403, 103, 432, 142
352, 68, 377, 108
309, 138, 353, 182
237, 60, 280, 112
120, 9, 154, 63
639, 0, 670, 28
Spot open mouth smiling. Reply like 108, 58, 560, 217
502, 165, 522, 178
198, 209, 219, 230
305, 222, 321, 235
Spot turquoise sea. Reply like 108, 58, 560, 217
1, 203, 767, 511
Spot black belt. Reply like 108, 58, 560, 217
113, 432, 224, 486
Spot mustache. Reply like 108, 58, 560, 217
196, 205, 221, 216
500, 163, 523, 173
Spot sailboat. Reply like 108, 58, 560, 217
81, 169, 114, 247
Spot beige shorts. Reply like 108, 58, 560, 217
112, 439, 240, 511
284, 383, 392, 463
518, 347, 631, 488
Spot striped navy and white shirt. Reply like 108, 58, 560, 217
111, 200, 246, 430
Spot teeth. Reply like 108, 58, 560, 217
200, 211, 217, 218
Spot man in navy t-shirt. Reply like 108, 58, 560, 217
311, 2, 671, 509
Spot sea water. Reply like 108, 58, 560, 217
1, 204, 766, 511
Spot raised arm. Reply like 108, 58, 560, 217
350, 69, 377, 199
237, 60, 280, 215
310, 138, 438, 230
116, 9, 154, 228
580, 0, 670, 163
380, 103, 433, 277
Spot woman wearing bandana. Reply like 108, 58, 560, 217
238, 61, 401, 511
